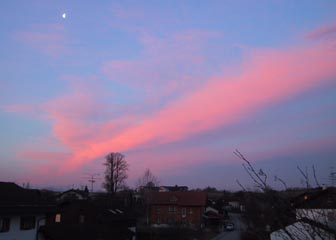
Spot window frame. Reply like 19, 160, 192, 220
20, 216, 36, 230
0, 217, 10, 232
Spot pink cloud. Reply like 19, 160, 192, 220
63, 41, 336, 171
306, 22, 336, 40
14, 24, 68, 57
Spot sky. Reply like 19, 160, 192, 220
0, 1, 336, 191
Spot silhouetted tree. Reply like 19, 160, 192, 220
136, 168, 160, 190
136, 168, 160, 226
103, 152, 129, 194
203, 186, 218, 192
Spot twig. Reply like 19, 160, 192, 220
312, 165, 320, 187
297, 166, 311, 189
236, 179, 246, 191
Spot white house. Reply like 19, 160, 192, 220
0, 182, 55, 240
270, 187, 336, 240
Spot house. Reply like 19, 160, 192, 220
203, 206, 225, 229
0, 182, 55, 240
270, 187, 336, 240
221, 195, 241, 211
41, 200, 137, 240
149, 191, 207, 228
159, 185, 188, 192
56, 188, 89, 202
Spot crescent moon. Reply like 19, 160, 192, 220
62, 13, 67, 19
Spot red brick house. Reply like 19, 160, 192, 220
149, 192, 207, 227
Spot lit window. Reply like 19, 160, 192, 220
0, 217, 10, 232
55, 214, 61, 223
20, 216, 35, 230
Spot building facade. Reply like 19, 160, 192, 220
150, 192, 206, 227
0, 182, 55, 240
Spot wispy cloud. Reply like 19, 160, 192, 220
14, 24, 68, 57
306, 22, 336, 41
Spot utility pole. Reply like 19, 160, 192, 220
329, 167, 336, 187
82, 173, 100, 193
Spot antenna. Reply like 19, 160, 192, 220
329, 167, 336, 187
82, 173, 101, 193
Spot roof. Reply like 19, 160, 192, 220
0, 182, 48, 204
150, 191, 207, 206
57, 200, 137, 224
40, 224, 133, 240
57, 189, 89, 201
0, 182, 56, 214
271, 218, 336, 239
204, 211, 224, 219
292, 187, 336, 209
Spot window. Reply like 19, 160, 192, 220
168, 206, 177, 213
0, 217, 10, 232
55, 214, 61, 223
156, 207, 160, 213
182, 208, 186, 217
20, 216, 35, 230
189, 208, 193, 214
79, 214, 85, 223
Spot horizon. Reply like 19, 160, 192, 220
1, 1, 335, 191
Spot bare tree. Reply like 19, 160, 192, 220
136, 168, 160, 190
234, 150, 335, 240
103, 152, 129, 194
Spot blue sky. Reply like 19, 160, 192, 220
0, 1, 335, 190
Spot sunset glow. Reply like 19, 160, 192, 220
1, 1, 335, 190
